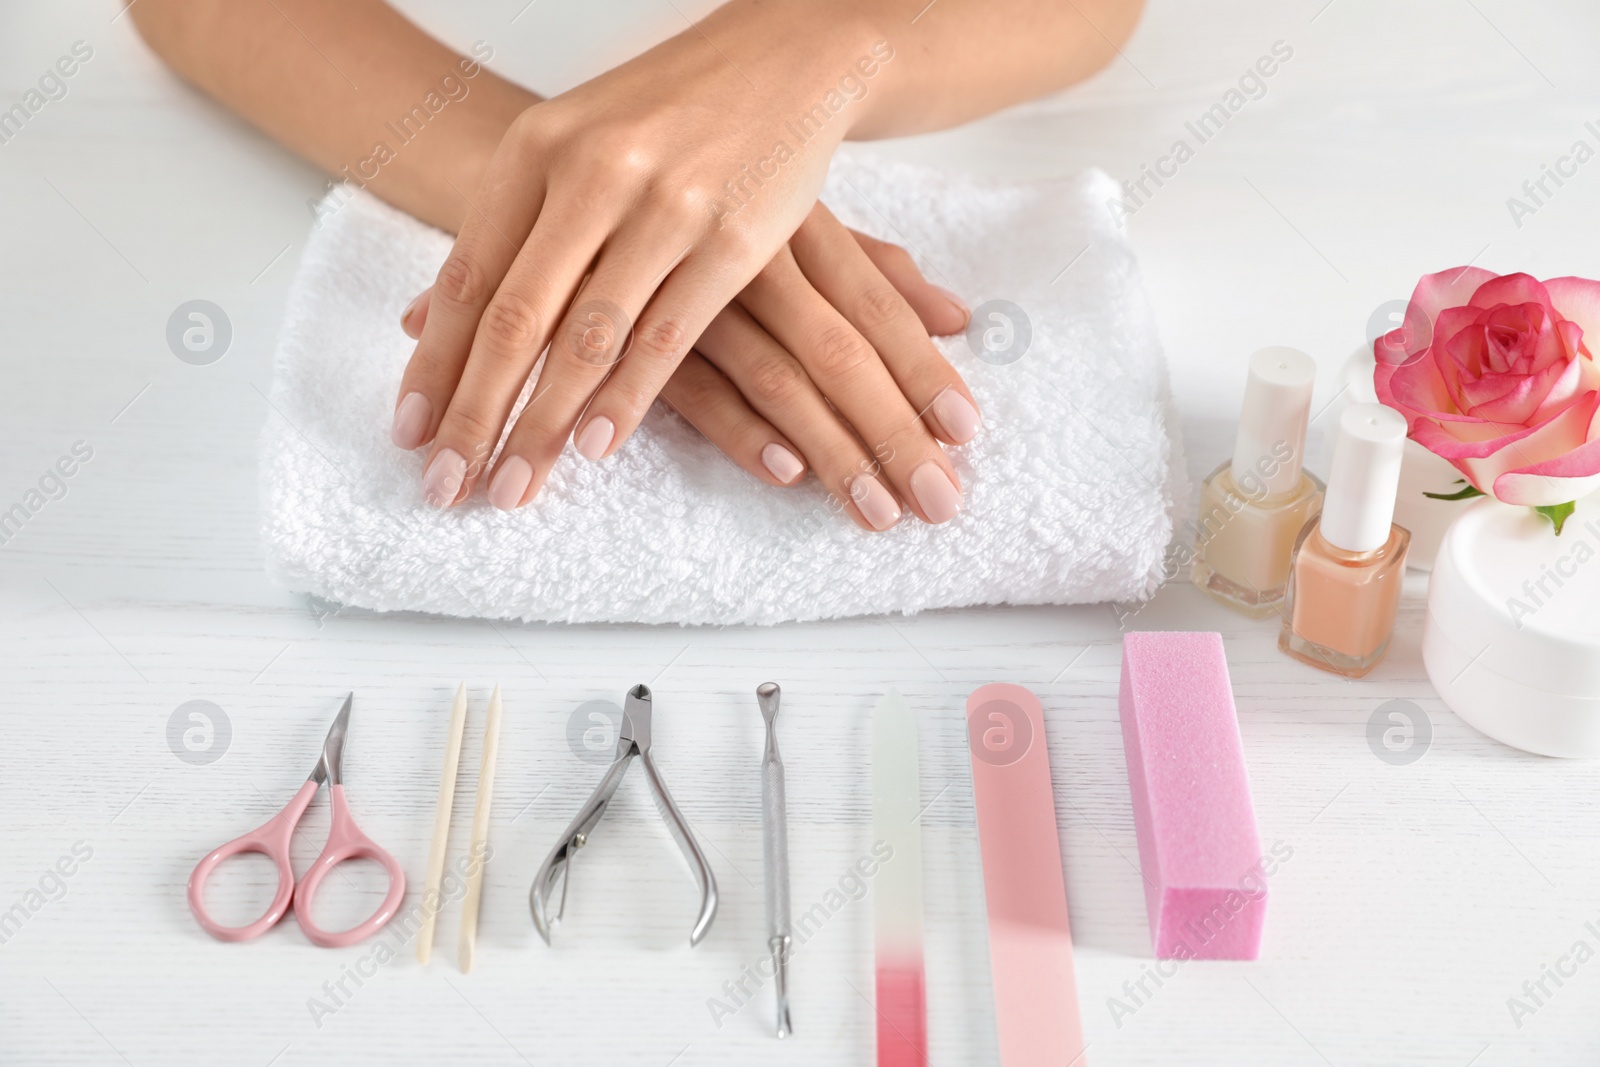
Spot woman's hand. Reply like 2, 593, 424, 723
392, 10, 934, 516
131, 0, 1140, 526
401, 212, 980, 531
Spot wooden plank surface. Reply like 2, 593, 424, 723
4, 1, 1600, 1064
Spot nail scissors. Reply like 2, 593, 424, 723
530, 683, 717, 946
187, 693, 406, 947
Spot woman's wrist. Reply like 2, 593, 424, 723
693, 0, 893, 143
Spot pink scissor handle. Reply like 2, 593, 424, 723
293, 784, 407, 948
188, 779, 319, 942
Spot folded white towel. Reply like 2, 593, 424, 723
261, 155, 1184, 625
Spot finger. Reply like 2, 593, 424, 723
422, 200, 615, 507
801, 207, 982, 447
570, 241, 751, 463
698, 305, 904, 532
740, 245, 964, 526
390, 148, 546, 459
657, 351, 808, 489
487, 211, 703, 510
400, 287, 431, 339
848, 228, 970, 337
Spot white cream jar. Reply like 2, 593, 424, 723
1424, 496, 1600, 757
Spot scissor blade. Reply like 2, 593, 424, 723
313, 692, 354, 784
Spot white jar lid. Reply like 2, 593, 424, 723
1428, 496, 1600, 697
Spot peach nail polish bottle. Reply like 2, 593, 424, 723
1280, 404, 1411, 677
1191, 347, 1324, 617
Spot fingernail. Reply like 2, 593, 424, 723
761, 443, 805, 484
934, 286, 970, 329
575, 416, 615, 461
422, 447, 467, 508
932, 389, 982, 444
910, 461, 962, 524
849, 473, 902, 531
391, 391, 432, 450
488, 455, 533, 510
399, 292, 425, 337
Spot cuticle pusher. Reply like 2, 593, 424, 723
757, 682, 793, 1038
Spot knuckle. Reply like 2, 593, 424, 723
669, 367, 724, 412
559, 300, 632, 367
880, 243, 915, 271
479, 292, 545, 354
856, 284, 910, 332
440, 412, 501, 469
631, 316, 691, 364
713, 221, 762, 265
435, 254, 486, 308
604, 375, 658, 419
747, 354, 807, 407
807, 323, 873, 380
566, 128, 653, 186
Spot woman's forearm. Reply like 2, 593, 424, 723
131, 0, 1140, 232
129, 0, 534, 232
700, 0, 1147, 139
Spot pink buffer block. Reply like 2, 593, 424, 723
1118, 631, 1266, 960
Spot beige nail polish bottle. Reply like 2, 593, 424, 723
1191, 347, 1324, 617
1280, 404, 1411, 678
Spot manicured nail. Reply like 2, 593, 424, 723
910, 461, 962, 524
761, 442, 805, 484
932, 389, 982, 444
849, 473, 902, 531
390, 391, 432, 450
487, 455, 533, 511
575, 416, 615, 461
422, 447, 467, 508
399, 292, 425, 337
934, 286, 970, 330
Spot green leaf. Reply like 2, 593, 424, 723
1535, 501, 1577, 535
1423, 480, 1486, 501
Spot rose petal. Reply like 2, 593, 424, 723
1470, 358, 1569, 425
1384, 350, 1456, 419
1529, 353, 1590, 423
1470, 272, 1553, 311
1544, 275, 1600, 344
1493, 431, 1600, 505
1402, 267, 1498, 354
1444, 391, 1600, 501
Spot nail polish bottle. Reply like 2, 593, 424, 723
1191, 347, 1324, 617
1280, 404, 1411, 677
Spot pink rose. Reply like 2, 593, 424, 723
1374, 268, 1600, 506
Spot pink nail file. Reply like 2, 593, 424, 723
966, 683, 1088, 1067
1118, 631, 1266, 960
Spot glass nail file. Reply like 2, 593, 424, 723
967, 683, 1087, 1066
872, 689, 927, 1067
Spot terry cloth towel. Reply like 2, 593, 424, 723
261, 155, 1185, 626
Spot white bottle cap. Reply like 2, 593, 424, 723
1321, 404, 1408, 553
1230, 347, 1317, 496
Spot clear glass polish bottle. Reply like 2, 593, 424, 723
1191, 347, 1324, 617
1280, 404, 1411, 678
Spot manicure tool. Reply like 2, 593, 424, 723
458, 683, 504, 972
417, 682, 469, 964
530, 684, 718, 946
872, 689, 927, 1067
966, 683, 1087, 1066
188, 693, 405, 947
757, 683, 793, 1038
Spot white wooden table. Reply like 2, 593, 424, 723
4, 1, 1600, 1064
